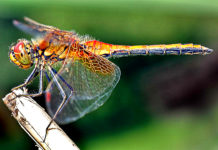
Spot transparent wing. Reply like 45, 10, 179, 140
45, 52, 121, 124
13, 17, 78, 45
13, 17, 60, 37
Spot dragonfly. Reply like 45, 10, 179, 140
9, 17, 213, 125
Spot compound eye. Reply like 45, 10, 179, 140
9, 40, 33, 69
14, 41, 25, 54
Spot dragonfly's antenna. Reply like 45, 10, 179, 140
2, 88, 80, 150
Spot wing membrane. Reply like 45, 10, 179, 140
46, 53, 121, 124
13, 17, 78, 46
13, 17, 59, 37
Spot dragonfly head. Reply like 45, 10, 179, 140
9, 39, 33, 69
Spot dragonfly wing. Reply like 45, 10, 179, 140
13, 17, 61, 37
13, 17, 79, 49
45, 53, 121, 124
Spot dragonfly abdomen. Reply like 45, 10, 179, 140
109, 43, 213, 58
84, 41, 212, 58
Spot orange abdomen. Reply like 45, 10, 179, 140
84, 40, 213, 58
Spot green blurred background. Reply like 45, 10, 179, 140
0, 0, 218, 149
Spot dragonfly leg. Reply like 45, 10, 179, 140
10, 64, 45, 104
43, 66, 67, 142
9, 66, 39, 102
26, 66, 44, 97
11, 66, 39, 92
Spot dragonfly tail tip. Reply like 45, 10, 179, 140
207, 48, 213, 54
203, 46, 213, 55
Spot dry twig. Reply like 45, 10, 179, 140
2, 88, 80, 150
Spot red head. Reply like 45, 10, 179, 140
9, 39, 33, 69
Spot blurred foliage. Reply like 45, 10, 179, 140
0, 0, 218, 150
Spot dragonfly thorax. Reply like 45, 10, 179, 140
9, 39, 34, 69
